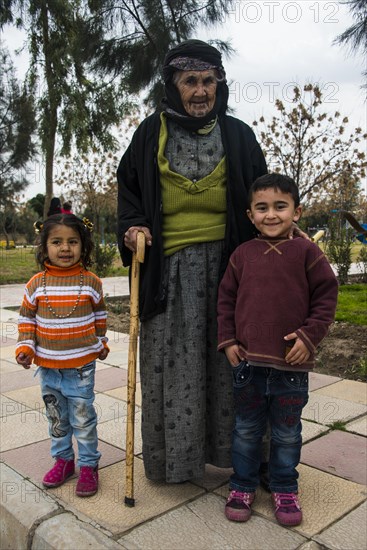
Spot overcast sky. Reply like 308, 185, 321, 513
202, 0, 366, 129
2, 0, 366, 199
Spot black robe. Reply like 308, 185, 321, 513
117, 112, 267, 320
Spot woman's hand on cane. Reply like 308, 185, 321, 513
124, 226, 152, 252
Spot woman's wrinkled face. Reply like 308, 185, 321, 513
175, 69, 218, 117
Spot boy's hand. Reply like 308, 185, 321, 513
16, 353, 32, 369
284, 333, 310, 365
98, 348, 109, 360
224, 344, 244, 367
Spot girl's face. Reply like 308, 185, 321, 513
46, 225, 82, 268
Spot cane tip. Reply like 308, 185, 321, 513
124, 496, 135, 507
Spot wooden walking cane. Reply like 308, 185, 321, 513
125, 231, 145, 507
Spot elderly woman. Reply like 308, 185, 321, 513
117, 39, 267, 483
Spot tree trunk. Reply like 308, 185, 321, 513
41, 2, 58, 219
43, 106, 57, 219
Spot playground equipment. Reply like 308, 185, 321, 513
332, 210, 367, 245
311, 230, 325, 243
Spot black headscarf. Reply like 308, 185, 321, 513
161, 39, 229, 131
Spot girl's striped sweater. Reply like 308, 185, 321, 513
16, 263, 109, 368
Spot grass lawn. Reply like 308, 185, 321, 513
1, 247, 366, 327
336, 284, 367, 325
0, 247, 128, 284
0, 248, 39, 285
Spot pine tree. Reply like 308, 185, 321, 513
0, 48, 36, 245
334, 0, 367, 86
1, 1, 132, 217
84, 0, 232, 107
2, 1, 231, 216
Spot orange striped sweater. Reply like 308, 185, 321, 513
16, 263, 109, 368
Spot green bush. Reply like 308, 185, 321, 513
356, 246, 367, 283
326, 216, 353, 285
94, 239, 117, 278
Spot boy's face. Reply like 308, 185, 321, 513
247, 187, 302, 239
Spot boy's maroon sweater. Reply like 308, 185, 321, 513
217, 237, 338, 371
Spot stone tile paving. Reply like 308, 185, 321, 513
1, 294, 366, 549
1, 336, 17, 348
94, 392, 129, 424
0, 343, 19, 361
302, 392, 367, 425
301, 419, 329, 443
216, 464, 366, 538
98, 411, 143, 453
0, 365, 40, 392
0, 394, 33, 417
0, 319, 18, 343
49, 459, 205, 535
120, 493, 306, 550
301, 430, 367, 485
94, 366, 128, 392
4, 384, 43, 411
0, 310, 18, 323
314, 500, 367, 550
0, 358, 24, 373
308, 372, 341, 392
105, 382, 142, 408
345, 415, 367, 437
0, 407, 49, 452
314, 379, 367, 405
32, 514, 125, 550
0, 438, 124, 483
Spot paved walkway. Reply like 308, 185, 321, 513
0, 279, 366, 549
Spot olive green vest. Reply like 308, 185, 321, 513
158, 114, 227, 256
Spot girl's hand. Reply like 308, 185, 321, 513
98, 348, 109, 361
224, 344, 244, 367
284, 333, 310, 365
16, 353, 32, 369
124, 226, 152, 252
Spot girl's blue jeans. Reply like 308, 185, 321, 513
39, 363, 101, 468
230, 362, 309, 494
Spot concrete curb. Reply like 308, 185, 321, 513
0, 464, 125, 550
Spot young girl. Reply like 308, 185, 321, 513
16, 214, 109, 497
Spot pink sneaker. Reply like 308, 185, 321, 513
225, 490, 255, 522
272, 492, 302, 526
76, 466, 98, 497
42, 458, 75, 488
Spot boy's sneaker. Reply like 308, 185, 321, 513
272, 492, 302, 526
43, 458, 75, 488
225, 490, 255, 522
76, 466, 98, 497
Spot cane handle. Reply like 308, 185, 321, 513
136, 231, 145, 263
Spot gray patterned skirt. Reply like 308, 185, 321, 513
139, 241, 234, 483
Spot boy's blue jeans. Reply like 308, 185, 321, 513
230, 362, 309, 494
39, 363, 101, 468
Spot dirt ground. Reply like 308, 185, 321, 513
106, 298, 367, 383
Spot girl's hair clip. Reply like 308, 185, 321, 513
34, 221, 44, 234
82, 217, 94, 232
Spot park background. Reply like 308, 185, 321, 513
1, 1, 366, 376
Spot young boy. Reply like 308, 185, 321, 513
217, 173, 338, 526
